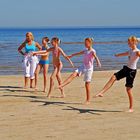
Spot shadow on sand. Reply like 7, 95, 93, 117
0, 86, 22, 89
31, 100, 81, 106
63, 106, 122, 115
2, 94, 40, 99
1, 89, 123, 115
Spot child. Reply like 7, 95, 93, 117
35, 37, 50, 92
33, 37, 74, 98
95, 36, 140, 112
58, 38, 101, 104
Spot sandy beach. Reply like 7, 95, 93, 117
0, 70, 140, 140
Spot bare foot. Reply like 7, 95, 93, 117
83, 101, 90, 105
60, 94, 66, 98
23, 86, 28, 89
125, 109, 134, 113
35, 87, 38, 91
47, 95, 51, 99
94, 93, 104, 98
128, 109, 134, 113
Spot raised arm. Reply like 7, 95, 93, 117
59, 48, 74, 68
115, 51, 129, 57
18, 42, 26, 56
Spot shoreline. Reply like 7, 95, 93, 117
0, 69, 140, 76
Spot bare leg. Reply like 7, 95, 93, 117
56, 73, 65, 98
24, 77, 29, 88
126, 87, 133, 112
56, 72, 65, 98
95, 75, 116, 97
43, 64, 49, 92
30, 79, 34, 88
58, 72, 78, 89
85, 82, 90, 105
35, 64, 42, 91
56, 63, 65, 97
47, 68, 57, 98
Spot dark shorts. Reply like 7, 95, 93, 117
114, 66, 137, 88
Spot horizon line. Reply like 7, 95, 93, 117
0, 25, 140, 29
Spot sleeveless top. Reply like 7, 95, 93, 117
25, 41, 36, 53
127, 48, 140, 70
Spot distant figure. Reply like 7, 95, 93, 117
58, 38, 101, 104
95, 36, 140, 113
33, 37, 74, 98
35, 37, 50, 92
18, 32, 41, 88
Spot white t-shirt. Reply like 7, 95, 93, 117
127, 48, 140, 70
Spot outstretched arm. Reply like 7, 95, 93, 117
115, 51, 129, 57
60, 48, 74, 68
33, 47, 54, 56
38, 52, 49, 56
68, 51, 85, 58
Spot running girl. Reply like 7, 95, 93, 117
35, 37, 50, 92
33, 37, 74, 98
58, 38, 101, 104
95, 36, 140, 112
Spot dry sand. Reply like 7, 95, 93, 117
0, 70, 140, 140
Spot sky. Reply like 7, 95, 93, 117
0, 0, 139, 28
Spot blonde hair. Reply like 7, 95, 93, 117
85, 37, 94, 44
26, 32, 34, 41
128, 36, 138, 42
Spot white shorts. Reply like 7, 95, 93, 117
75, 65, 93, 82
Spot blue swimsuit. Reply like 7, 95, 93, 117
25, 41, 36, 53
39, 46, 49, 65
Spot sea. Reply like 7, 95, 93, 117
0, 27, 140, 75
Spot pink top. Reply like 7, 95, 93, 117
83, 48, 96, 70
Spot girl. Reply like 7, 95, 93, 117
58, 38, 101, 104
18, 32, 41, 88
35, 37, 50, 92
95, 36, 140, 112
33, 37, 74, 98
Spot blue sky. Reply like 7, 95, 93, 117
0, 0, 139, 27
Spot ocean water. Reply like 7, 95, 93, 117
0, 27, 140, 75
